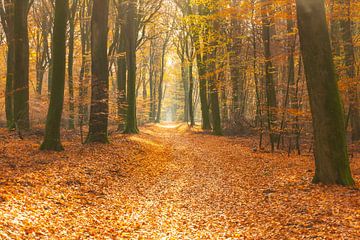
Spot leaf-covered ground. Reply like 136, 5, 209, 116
0, 124, 359, 239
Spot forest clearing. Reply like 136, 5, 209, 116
0, 124, 359, 239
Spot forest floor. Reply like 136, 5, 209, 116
0, 123, 359, 239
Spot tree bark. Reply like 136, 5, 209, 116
67, 0, 78, 130
188, 62, 195, 126
296, 0, 354, 185
339, 0, 360, 141
40, 0, 68, 151
261, 0, 277, 151
115, 1, 127, 131
78, 0, 91, 126
86, 0, 110, 143
196, 53, 211, 130
14, 0, 30, 131
124, 0, 139, 133
0, 0, 15, 129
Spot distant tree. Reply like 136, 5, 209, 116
339, 0, 360, 141
114, 0, 127, 131
261, 0, 277, 151
86, 0, 110, 143
124, 0, 139, 133
41, 0, 68, 151
209, 19, 222, 136
296, 0, 354, 185
0, 0, 15, 129
191, 4, 212, 130
156, 29, 171, 123
228, 0, 245, 118
32, 0, 52, 96
14, 0, 30, 131
78, 0, 91, 129
67, 0, 79, 129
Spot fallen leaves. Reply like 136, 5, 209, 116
0, 124, 359, 239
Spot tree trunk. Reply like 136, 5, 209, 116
188, 62, 195, 126
116, 29, 127, 131
124, 0, 139, 133
14, 0, 30, 131
0, 0, 15, 129
78, 0, 91, 126
67, 0, 78, 130
156, 37, 169, 123
40, 0, 68, 151
278, 3, 296, 148
148, 39, 156, 122
339, 0, 360, 141
196, 54, 211, 130
115, 1, 127, 131
261, 0, 277, 151
296, 0, 354, 186
228, 0, 244, 117
208, 57, 222, 135
35, 8, 51, 96
208, 19, 222, 135
86, 0, 110, 143
181, 62, 189, 122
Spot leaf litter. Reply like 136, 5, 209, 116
0, 124, 359, 239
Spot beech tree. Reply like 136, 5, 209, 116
339, 0, 360, 141
86, 0, 109, 143
41, 0, 68, 151
124, 0, 139, 133
261, 0, 277, 151
296, 0, 354, 185
114, 0, 127, 131
0, 0, 15, 129
67, 0, 79, 129
14, 0, 30, 131
78, 0, 91, 128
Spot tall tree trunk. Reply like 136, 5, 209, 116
261, 0, 277, 151
78, 0, 91, 126
208, 20, 222, 135
115, 0, 127, 131
196, 54, 211, 130
181, 61, 189, 122
278, 3, 296, 147
40, 0, 68, 151
188, 62, 195, 126
156, 41, 168, 123
228, 0, 244, 118
208, 56, 222, 135
116, 26, 127, 131
86, 0, 110, 143
296, 0, 354, 186
0, 0, 15, 129
148, 39, 155, 122
251, 0, 264, 147
14, 0, 30, 131
339, 0, 360, 141
124, 0, 138, 133
67, 0, 78, 130
35, 8, 51, 96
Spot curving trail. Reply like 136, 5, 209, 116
0, 124, 359, 239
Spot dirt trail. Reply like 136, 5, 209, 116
0, 124, 359, 239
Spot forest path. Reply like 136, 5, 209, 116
121, 123, 360, 239
0, 124, 359, 239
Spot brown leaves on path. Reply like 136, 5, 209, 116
0, 124, 359, 239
